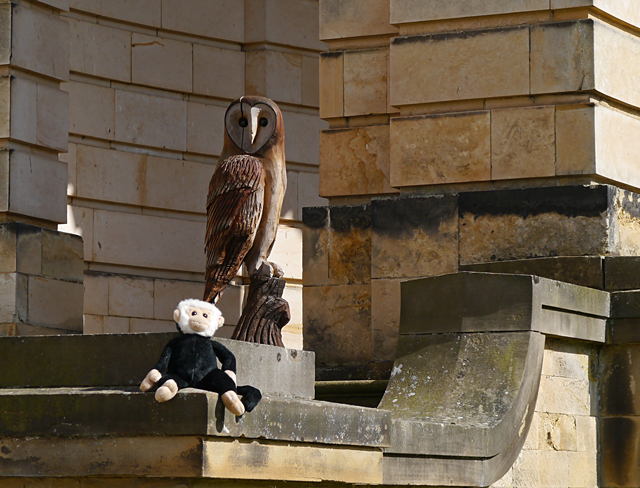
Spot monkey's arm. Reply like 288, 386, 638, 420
140, 342, 174, 392
211, 340, 238, 384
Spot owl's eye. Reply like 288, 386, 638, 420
259, 117, 269, 127
191, 311, 197, 316
203, 313, 208, 318
239, 118, 248, 127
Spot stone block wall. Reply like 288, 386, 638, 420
55, 0, 328, 346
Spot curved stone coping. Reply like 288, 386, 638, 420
0, 333, 315, 399
0, 387, 390, 449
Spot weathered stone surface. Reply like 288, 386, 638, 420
320, 125, 396, 197
108, 275, 154, 319
36, 83, 68, 152
83, 273, 108, 316
541, 338, 593, 380
600, 416, 640, 487
41, 229, 84, 283
0, 273, 27, 325
70, 0, 162, 27
0, 334, 314, 398
28, 277, 83, 331
320, 0, 397, 40
319, 52, 343, 119
132, 33, 192, 93
556, 103, 596, 176
605, 256, 640, 291
303, 284, 371, 367
282, 109, 326, 166
461, 256, 604, 289
193, 45, 245, 100
301, 55, 319, 107
390, 112, 491, 187
390, 0, 550, 24
161, 0, 243, 42
344, 48, 387, 117
576, 414, 597, 452
371, 279, 401, 362
8, 76, 36, 145
390, 27, 529, 106
269, 225, 303, 281
491, 106, 555, 180
302, 207, 329, 286
371, 195, 458, 279
328, 204, 371, 285
538, 413, 577, 451
458, 186, 613, 265
68, 81, 115, 140
530, 20, 594, 95
537, 375, 591, 415
246, 49, 302, 105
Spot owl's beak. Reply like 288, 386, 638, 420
250, 107, 260, 144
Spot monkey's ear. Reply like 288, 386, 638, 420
218, 315, 225, 327
173, 308, 181, 323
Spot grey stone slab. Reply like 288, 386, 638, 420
0, 387, 390, 448
605, 256, 640, 291
600, 416, 640, 488
599, 344, 640, 416
611, 290, 640, 318
0, 333, 314, 399
608, 318, 640, 344
461, 256, 604, 289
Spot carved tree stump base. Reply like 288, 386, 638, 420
231, 273, 290, 347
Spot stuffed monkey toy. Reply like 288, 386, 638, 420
140, 298, 262, 416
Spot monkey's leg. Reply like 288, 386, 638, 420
237, 385, 262, 412
197, 369, 245, 416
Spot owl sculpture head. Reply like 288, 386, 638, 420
224, 96, 284, 157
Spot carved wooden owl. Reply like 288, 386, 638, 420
204, 96, 286, 303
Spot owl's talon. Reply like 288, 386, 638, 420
269, 262, 284, 278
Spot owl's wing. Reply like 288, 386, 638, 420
204, 154, 265, 303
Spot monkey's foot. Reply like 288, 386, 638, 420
221, 390, 246, 416
155, 379, 179, 402
140, 369, 162, 392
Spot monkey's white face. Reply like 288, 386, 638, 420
174, 299, 224, 337
225, 101, 277, 154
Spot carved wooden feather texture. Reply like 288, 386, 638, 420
204, 154, 265, 303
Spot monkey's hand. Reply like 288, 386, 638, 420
140, 369, 162, 392
225, 370, 237, 386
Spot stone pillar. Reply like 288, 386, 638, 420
307, 1, 640, 375
0, 0, 83, 335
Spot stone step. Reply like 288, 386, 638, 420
0, 333, 314, 399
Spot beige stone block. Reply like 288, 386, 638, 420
522, 412, 540, 450
283, 283, 302, 326
511, 449, 540, 488
186, 102, 226, 156
320, 125, 395, 197
531, 21, 594, 96
9, 151, 67, 224
42, 230, 84, 282
371, 279, 400, 362
0, 77, 7, 138
36, 83, 69, 151
542, 340, 591, 380
320, 0, 397, 40
329, 206, 370, 285
83, 314, 103, 334
538, 451, 570, 487
60, 143, 77, 196
11, 5, 69, 81
390, 0, 549, 24
344, 49, 387, 117
282, 323, 303, 350
390, 26, 529, 106
0, 4, 9, 67
594, 20, 640, 110
108, 275, 154, 319
319, 52, 343, 119
15, 227, 42, 276
539, 413, 577, 451
0, 151, 9, 212
28, 276, 83, 330
301, 55, 319, 107
298, 172, 328, 211
282, 110, 326, 165
153, 279, 205, 320
103, 315, 129, 333
145, 155, 211, 213
491, 467, 513, 488
576, 415, 597, 452
303, 284, 372, 367
68, 81, 115, 140
0, 273, 27, 324
92, 210, 205, 272
70, 0, 161, 27
37, 0, 70, 11
161, 0, 243, 42
303, 207, 328, 286
132, 34, 192, 93
0, 226, 18, 274
556, 104, 595, 176
68, 18, 131, 83
84, 273, 108, 316
595, 104, 640, 191
281, 170, 298, 220
130, 318, 175, 333
390, 112, 491, 187
491, 106, 555, 181
371, 195, 459, 279
537, 376, 590, 415
246, 50, 302, 105
76, 145, 143, 205
245, 0, 325, 51
9, 76, 37, 145
193, 45, 244, 100
270, 225, 303, 281
115, 90, 186, 151
58, 205, 93, 262
568, 451, 597, 487
215, 284, 246, 326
